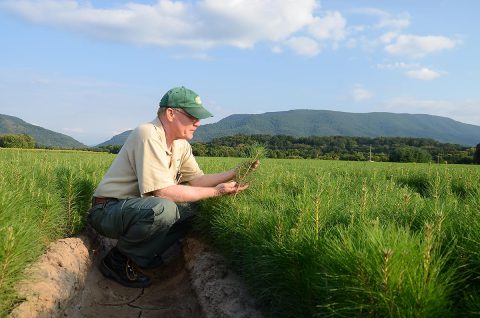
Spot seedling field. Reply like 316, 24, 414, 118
197, 157, 480, 317
1, 149, 479, 317
0, 149, 109, 315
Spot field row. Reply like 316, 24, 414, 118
1, 149, 479, 317
197, 158, 480, 317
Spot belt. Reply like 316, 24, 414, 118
92, 197, 117, 207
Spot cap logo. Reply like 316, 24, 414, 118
195, 96, 202, 105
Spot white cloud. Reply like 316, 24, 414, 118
201, 0, 317, 45
377, 62, 445, 81
349, 8, 410, 31
308, 11, 347, 43
351, 7, 387, 17
352, 87, 373, 102
0, 0, 356, 57
375, 13, 410, 30
1, 0, 319, 51
379, 31, 398, 44
346, 8, 457, 62
377, 62, 419, 70
0, 1, 461, 62
385, 34, 457, 58
172, 52, 210, 60
405, 67, 443, 80
285, 37, 321, 57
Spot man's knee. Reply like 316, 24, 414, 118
119, 197, 179, 242
151, 198, 180, 229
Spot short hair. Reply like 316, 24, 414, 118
157, 106, 168, 117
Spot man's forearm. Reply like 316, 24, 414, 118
189, 169, 235, 187
151, 184, 220, 203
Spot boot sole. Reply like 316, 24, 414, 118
99, 260, 152, 288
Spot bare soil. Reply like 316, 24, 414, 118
9, 228, 263, 318
63, 235, 203, 318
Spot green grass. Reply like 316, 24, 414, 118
196, 158, 480, 317
0, 149, 113, 316
1, 150, 480, 317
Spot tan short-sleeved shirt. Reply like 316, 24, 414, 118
93, 117, 204, 199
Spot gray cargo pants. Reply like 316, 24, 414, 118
88, 196, 196, 267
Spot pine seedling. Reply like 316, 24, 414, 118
234, 144, 265, 187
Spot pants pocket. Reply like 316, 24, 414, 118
88, 205, 124, 239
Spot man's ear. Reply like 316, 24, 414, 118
166, 107, 176, 122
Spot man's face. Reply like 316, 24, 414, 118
171, 108, 200, 140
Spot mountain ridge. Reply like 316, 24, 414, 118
96, 130, 132, 147
2, 110, 478, 149
97, 110, 480, 147
0, 114, 86, 148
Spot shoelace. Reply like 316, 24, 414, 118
125, 259, 139, 281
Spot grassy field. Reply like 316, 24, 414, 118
196, 157, 480, 317
0, 149, 113, 316
1, 149, 480, 317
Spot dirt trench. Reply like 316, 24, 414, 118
9, 228, 263, 318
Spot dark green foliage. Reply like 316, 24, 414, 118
474, 143, 480, 164
191, 143, 208, 156
191, 134, 473, 164
390, 146, 432, 163
395, 173, 431, 197
0, 134, 35, 148
98, 144, 123, 154
55, 167, 96, 235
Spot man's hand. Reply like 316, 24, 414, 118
215, 181, 249, 196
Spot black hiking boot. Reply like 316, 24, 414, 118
99, 247, 151, 288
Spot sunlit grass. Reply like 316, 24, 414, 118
0, 149, 113, 316
1, 149, 479, 317
196, 158, 480, 317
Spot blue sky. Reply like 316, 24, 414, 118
0, 0, 478, 146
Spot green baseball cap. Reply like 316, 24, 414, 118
159, 86, 213, 120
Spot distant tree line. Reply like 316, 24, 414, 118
2, 133, 480, 164
0, 134, 36, 149
96, 144, 123, 154
0, 134, 126, 154
0, 134, 104, 152
191, 134, 479, 164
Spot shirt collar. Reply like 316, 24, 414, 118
151, 117, 178, 156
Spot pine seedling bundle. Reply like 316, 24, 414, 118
233, 144, 265, 187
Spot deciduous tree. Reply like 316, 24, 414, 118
0, 134, 35, 148
474, 143, 480, 164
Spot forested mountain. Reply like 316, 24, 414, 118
0, 114, 86, 148
98, 110, 480, 146
96, 130, 133, 147
192, 110, 480, 146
